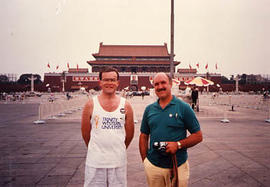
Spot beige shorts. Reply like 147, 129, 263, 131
84, 165, 127, 187
143, 158, 190, 187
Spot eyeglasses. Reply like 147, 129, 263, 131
101, 78, 118, 82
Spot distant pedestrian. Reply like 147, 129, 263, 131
66, 92, 71, 100
49, 93, 54, 102
191, 87, 199, 110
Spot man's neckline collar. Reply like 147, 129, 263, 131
155, 95, 177, 108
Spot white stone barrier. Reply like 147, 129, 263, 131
209, 94, 268, 112
33, 95, 88, 123
265, 99, 270, 123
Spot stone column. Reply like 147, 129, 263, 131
235, 76, 239, 93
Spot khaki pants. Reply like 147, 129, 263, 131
143, 158, 189, 187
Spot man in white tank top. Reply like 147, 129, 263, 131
81, 67, 134, 187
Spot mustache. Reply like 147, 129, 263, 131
157, 88, 166, 92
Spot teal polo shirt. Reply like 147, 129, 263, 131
140, 95, 201, 168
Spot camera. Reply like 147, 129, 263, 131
153, 142, 168, 152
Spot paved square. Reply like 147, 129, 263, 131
0, 95, 269, 186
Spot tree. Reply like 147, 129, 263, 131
17, 74, 42, 85
221, 76, 235, 84
239, 74, 247, 85
0, 75, 9, 83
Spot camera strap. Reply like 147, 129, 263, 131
170, 154, 178, 187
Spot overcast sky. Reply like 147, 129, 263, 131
1, 0, 269, 79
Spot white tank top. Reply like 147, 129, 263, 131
86, 96, 127, 168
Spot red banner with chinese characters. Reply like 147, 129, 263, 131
72, 76, 98, 82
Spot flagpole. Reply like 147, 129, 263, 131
170, 0, 174, 78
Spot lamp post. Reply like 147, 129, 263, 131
235, 75, 239, 93
61, 71, 66, 92
28, 74, 37, 92
170, 0, 175, 78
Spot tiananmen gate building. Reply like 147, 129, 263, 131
43, 43, 221, 92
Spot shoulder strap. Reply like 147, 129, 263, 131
119, 97, 126, 108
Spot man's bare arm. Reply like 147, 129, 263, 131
81, 99, 93, 147
139, 133, 149, 161
166, 130, 203, 155
124, 100, 134, 149
180, 130, 203, 149
180, 131, 203, 148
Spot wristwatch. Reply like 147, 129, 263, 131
177, 141, 182, 149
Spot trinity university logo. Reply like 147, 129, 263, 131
101, 117, 122, 129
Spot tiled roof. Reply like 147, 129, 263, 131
93, 43, 170, 57
68, 68, 89, 73
177, 68, 197, 73
87, 60, 180, 65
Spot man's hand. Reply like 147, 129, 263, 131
165, 141, 178, 155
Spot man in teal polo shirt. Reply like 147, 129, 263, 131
139, 72, 203, 187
